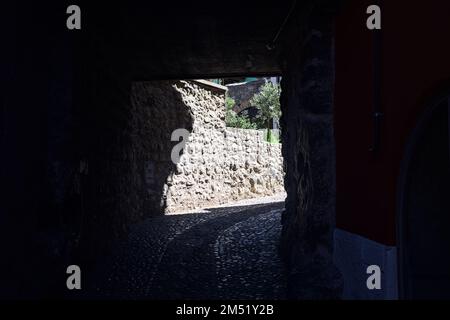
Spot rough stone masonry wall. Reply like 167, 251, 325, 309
131, 80, 284, 214
167, 127, 284, 212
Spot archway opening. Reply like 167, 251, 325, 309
400, 98, 450, 299
77, 76, 287, 299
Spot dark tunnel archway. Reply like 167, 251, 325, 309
0, 0, 342, 299
398, 94, 450, 299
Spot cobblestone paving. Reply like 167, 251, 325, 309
83, 196, 286, 300
215, 209, 286, 299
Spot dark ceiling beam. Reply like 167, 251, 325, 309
85, 1, 300, 79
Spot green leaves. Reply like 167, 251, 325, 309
225, 95, 258, 129
226, 96, 236, 111
225, 81, 281, 132
226, 109, 258, 129
250, 82, 281, 125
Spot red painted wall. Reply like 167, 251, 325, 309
334, 0, 450, 245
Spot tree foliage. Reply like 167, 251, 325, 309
225, 96, 257, 129
250, 82, 281, 140
250, 82, 281, 126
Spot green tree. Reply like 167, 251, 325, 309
225, 96, 257, 129
225, 96, 235, 111
250, 82, 281, 140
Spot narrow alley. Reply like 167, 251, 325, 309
82, 196, 287, 300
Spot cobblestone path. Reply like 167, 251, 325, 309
84, 196, 287, 300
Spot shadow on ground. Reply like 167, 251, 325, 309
71, 200, 286, 300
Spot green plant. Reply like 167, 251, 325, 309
226, 110, 257, 129
225, 96, 235, 110
250, 82, 281, 140
225, 96, 257, 129
265, 130, 280, 144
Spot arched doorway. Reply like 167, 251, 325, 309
398, 95, 450, 299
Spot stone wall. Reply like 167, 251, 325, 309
226, 79, 266, 114
279, 2, 343, 299
167, 127, 284, 212
131, 80, 284, 214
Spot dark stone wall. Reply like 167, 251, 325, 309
75, 75, 195, 266
0, 2, 84, 298
279, 2, 343, 299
